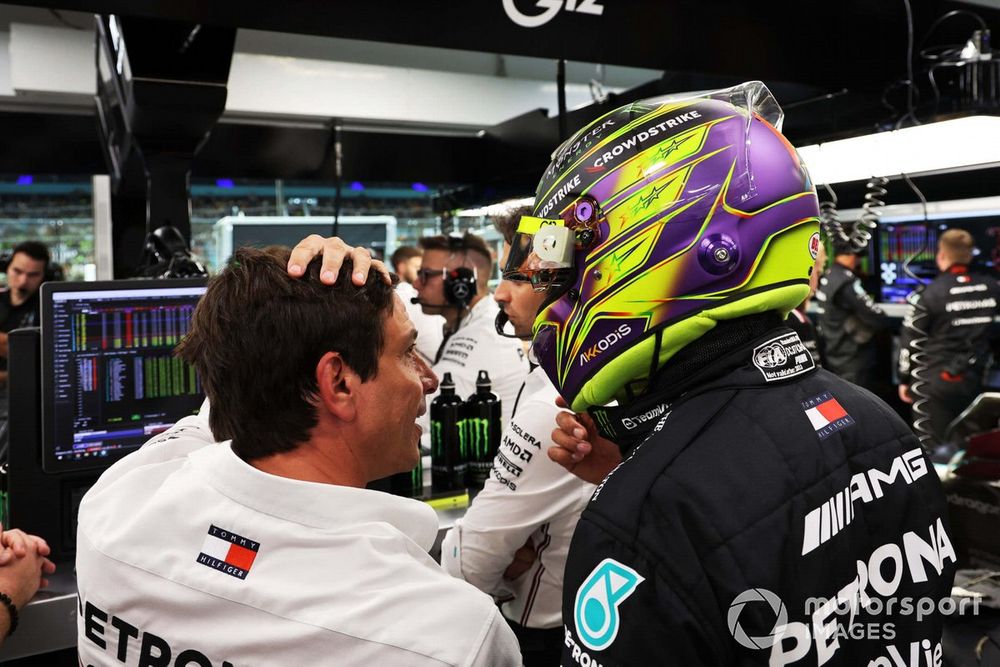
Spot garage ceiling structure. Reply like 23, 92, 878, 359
0, 0, 996, 201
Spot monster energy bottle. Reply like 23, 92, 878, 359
431, 372, 466, 492
388, 449, 423, 498
464, 370, 502, 489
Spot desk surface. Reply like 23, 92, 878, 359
0, 569, 78, 662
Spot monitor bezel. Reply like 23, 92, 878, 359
40, 278, 208, 474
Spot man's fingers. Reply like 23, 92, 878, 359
552, 422, 587, 452
548, 445, 578, 471
570, 441, 592, 462
349, 247, 373, 285
286, 234, 327, 277
319, 238, 350, 284
41, 558, 56, 575
0, 550, 11, 566
555, 411, 586, 438
31, 536, 51, 557
578, 411, 598, 434
372, 260, 392, 285
555, 396, 569, 409
3, 529, 29, 558
346, 250, 392, 286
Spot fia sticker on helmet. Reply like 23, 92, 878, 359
574, 558, 644, 651
809, 232, 821, 260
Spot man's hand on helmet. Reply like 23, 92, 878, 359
549, 397, 622, 485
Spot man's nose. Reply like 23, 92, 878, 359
423, 366, 439, 394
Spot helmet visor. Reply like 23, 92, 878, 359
501, 216, 576, 291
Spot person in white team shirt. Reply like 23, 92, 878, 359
391, 245, 444, 364
440, 209, 594, 667
76, 246, 520, 667
412, 233, 528, 429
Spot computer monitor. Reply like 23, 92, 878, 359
40, 279, 207, 473
877, 223, 940, 304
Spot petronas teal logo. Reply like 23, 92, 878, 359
575, 559, 644, 651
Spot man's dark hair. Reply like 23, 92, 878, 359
391, 246, 422, 271
492, 206, 533, 245
175, 246, 397, 462
10, 241, 49, 269
419, 233, 493, 272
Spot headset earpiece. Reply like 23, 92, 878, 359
443, 266, 477, 307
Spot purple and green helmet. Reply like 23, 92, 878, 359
504, 82, 821, 411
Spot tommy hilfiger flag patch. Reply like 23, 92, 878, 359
802, 392, 854, 440
196, 525, 259, 580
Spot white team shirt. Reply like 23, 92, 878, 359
441, 367, 594, 628
426, 296, 529, 430
397, 281, 445, 364
76, 405, 521, 667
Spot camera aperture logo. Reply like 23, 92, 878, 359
728, 588, 788, 649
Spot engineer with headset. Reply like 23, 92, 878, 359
411, 233, 528, 427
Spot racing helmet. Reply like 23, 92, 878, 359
505, 82, 821, 411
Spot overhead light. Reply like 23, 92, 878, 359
796, 115, 1000, 184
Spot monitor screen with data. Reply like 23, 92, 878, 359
40, 279, 207, 473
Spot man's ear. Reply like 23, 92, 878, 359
316, 351, 359, 422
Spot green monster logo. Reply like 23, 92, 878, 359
431, 421, 442, 456
459, 418, 491, 459
411, 458, 422, 490
472, 418, 490, 459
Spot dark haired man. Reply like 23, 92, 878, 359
439, 209, 594, 666
392, 245, 444, 363
0, 241, 50, 383
815, 243, 889, 391
413, 233, 527, 427
76, 247, 521, 666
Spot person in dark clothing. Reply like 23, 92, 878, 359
898, 229, 1000, 459
517, 84, 954, 666
787, 239, 827, 367
815, 244, 889, 391
0, 241, 49, 383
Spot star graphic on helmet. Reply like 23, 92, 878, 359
637, 182, 670, 211
658, 137, 687, 159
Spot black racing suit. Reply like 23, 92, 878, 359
815, 263, 889, 391
564, 314, 954, 667
786, 308, 825, 368
898, 264, 1000, 450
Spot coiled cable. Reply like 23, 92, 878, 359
856, 177, 888, 252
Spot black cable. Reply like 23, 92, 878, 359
332, 119, 343, 239
897, 0, 920, 128
782, 88, 849, 110
900, 172, 931, 284
48, 9, 87, 30
557, 59, 567, 142
919, 9, 988, 53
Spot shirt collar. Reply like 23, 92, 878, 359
188, 443, 440, 551
458, 295, 498, 329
